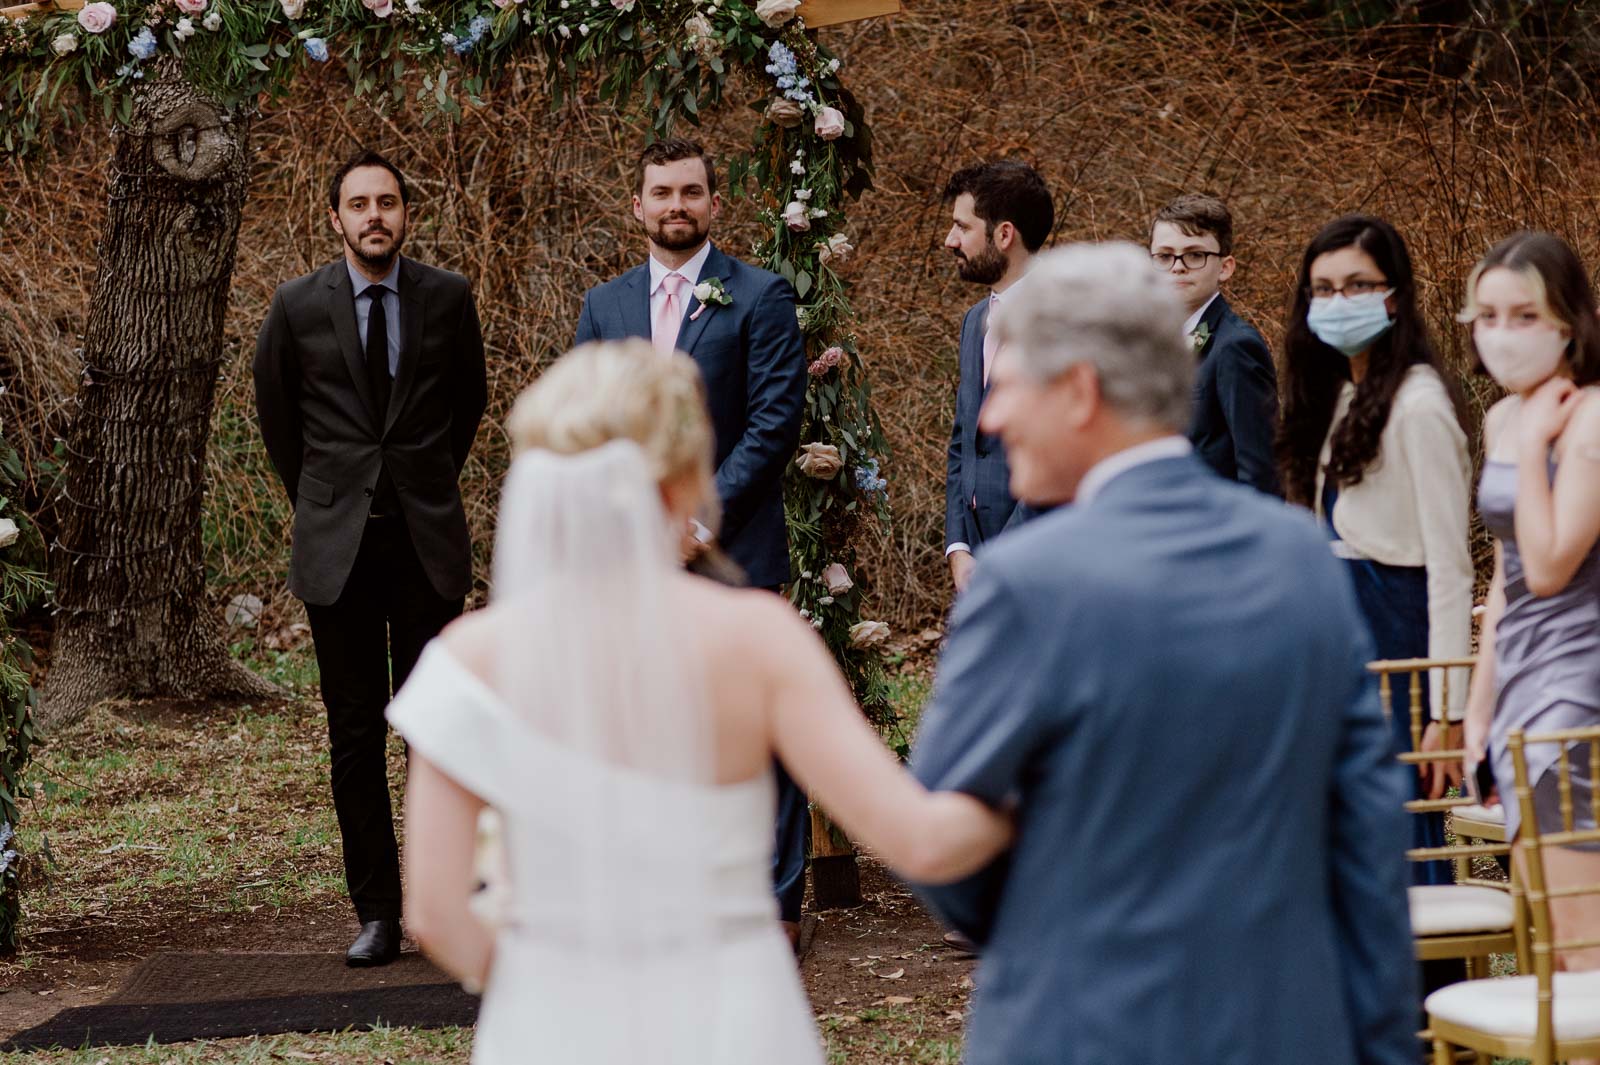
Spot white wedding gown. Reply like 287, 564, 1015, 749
387, 642, 825, 1065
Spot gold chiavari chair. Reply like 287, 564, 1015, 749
1366, 658, 1525, 981
1428, 725, 1600, 1065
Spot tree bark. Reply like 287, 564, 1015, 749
40, 59, 277, 730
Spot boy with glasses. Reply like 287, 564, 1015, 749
1149, 194, 1280, 495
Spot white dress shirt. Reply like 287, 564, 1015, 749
647, 240, 714, 341
1182, 292, 1220, 338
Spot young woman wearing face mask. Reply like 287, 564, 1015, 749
1277, 215, 1474, 889
1462, 232, 1600, 977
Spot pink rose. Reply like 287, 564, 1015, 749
849, 620, 890, 649
764, 98, 805, 129
76, 2, 117, 34
362, 0, 393, 17
817, 233, 853, 266
813, 106, 846, 141
821, 563, 854, 597
782, 201, 811, 233
175, 0, 206, 14
796, 442, 843, 479
821, 345, 845, 368
808, 359, 828, 377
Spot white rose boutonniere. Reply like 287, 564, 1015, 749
1189, 321, 1211, 354
689, 278, 731, 321
0, 518, 19, 549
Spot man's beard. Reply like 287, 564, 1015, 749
345, 225, 405, 271
647, 213, 711, 253
954, 242, 1006, 286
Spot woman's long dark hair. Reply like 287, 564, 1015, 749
1463, 231, 1600, 387
1275, 215, 1457, 507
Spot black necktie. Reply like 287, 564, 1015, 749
364, 286, 392, 423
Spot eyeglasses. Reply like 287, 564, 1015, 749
1150, 250, 1222, 271
1308, 280, 1389, 299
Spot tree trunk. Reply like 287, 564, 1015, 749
40, 60, 278, 731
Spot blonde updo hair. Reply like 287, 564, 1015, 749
507, 339, 716, 497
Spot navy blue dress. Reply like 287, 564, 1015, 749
1324, 482, 1451, 885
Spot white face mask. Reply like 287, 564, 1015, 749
1473, 321, 1568, 393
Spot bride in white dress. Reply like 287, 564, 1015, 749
386, 340, 1012, 1065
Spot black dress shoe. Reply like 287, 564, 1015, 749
346, 919, 401, 967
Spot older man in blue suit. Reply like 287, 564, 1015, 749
573, 138, 809, 946
911, 243, 1416, 1065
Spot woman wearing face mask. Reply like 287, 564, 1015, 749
1277, 215, 1473, 888
1462, 231, 1600, 977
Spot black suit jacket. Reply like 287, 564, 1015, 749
573, 244, 806, 588
1188, 294, 1281, 495
253, 257, 488, 606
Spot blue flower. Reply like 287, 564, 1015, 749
127, 26, 157, 60
0, 822, 12, 850
853, 459, 888, 500
468, 14, 491, 40
451, 33, 474, 54
302, 36, 328, 62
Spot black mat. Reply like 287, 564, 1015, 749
1, 951, 478, 1050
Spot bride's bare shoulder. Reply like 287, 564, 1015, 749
436, 607, 505, 683
671, 574, 812, 650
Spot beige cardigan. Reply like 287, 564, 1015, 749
1314, 365, 1473, 721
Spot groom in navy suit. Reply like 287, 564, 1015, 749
573, 138, 809, 942
911, 243, 1415, 1065
941, 161, 1053, 593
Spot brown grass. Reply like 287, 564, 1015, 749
2, 0, 1593, 633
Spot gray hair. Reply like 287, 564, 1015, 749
991, 242, 1195, 431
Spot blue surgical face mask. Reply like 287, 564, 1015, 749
1306, 291, 1394, 357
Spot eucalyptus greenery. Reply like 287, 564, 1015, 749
1, 0, 895, 727
0, 432, 48, 953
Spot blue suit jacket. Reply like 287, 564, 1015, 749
1189, 295, 1281, 495
946, 298, 1023, 550
912, 455, 1415, 1065
574, 245, 806, 588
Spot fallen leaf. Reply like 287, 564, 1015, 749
882, 995, 914, 1005
873, 967, 905, 980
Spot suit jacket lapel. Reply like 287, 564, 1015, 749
386, 257, 426, 435
675, 244, 729, 356
326, 263, 380, 430
1195, 294, 1231, 359
620, 265, 652, 340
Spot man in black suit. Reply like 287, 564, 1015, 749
573, 139, 809, 946
1149, 193, 1280, 495
253, 149, 487, 967
941, 160, 1053, 593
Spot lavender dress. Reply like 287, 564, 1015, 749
1478, 460, 1600, 844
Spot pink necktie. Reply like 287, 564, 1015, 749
982, 292, 999, 385
653, 272, 687, 355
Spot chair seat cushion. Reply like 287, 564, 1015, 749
1408, 884, 1514, 936
1427, 970, 1600, 1040
1451, 802, 1506, 825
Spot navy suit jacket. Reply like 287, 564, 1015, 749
1188, 294, 1281, 494
912, 455, 1415, 1065
945, 298, 1022, 550
574, 244, 806, 588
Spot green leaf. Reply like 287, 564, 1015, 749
795, 271, 812, 298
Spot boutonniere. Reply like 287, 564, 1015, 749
690, 278, 732, 321
1189, 321, 1211, 354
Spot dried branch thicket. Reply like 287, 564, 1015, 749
2, 0, 1595, 638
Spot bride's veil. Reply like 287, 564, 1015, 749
486, 438, 718, 1059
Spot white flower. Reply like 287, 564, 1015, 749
683, 12, 718, 58
809, 207, 828, 219
441, 31, 457, 44
818, 596, 834, 605
789, 160, 805, 176
557, 23, 570, 37
75, 2, 116, 34
782, 200, 811, 231
202, 10, 222, 28
578, 21, 588, 33
795, 188, 811, 202
50, 32, 78, 54
849, 620, 891, 649
0, 518, 17, 549
405, 0, 423, 11
693, 281, 716, 303
174, 16, 195, 37
754, 0, 801, 26
817, 233, 853, 265
278, 0, 306, 18
827, 57, 841, 73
